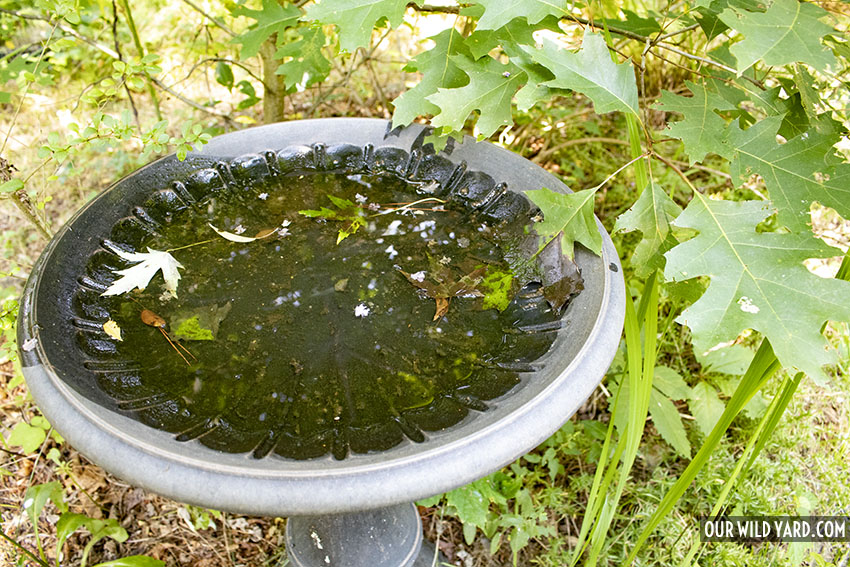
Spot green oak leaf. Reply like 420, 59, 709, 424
426, 55, 525, 138
792, 64, 820, 122
614, 182, 682, 277
304, 0, 418, 53
391, 28, 471, 128
274, 27, 332, 91
657, 81, 735, 163
525, 187, 602, 260
649, 388, 691, 458
718, 0, 837, 73
727, 116, 850, 231
664, 195, 850, 383
601, 9, 663, 36
475, 0, 572, 30
231, 0, 301, 59
520, 32, 639, 117
467, 16, 539, 59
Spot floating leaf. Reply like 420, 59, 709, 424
400, 260, 486, 320
208, 223, 277, 243
479, 269, 514, 312
102, 248, 184, 298
170, 303, 232, 341
718, 0, 837, 73
664, 194, 850, 383
299, 195, 367, 243
103, 320, 123, 341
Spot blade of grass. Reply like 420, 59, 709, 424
586, 273, 657, 564
678, 371, 802, 566
569, 272, 658, 565
626, 339, 781, 564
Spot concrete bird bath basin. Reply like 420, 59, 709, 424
18, 118, 624, 566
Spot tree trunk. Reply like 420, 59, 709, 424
260, 39, 287, 124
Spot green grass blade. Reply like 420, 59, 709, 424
586, 274, 658, 564
626, 339, 781, 564
679, 371, 802, 566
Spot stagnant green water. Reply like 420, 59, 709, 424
79, 171, 561, 459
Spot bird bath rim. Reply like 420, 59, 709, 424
18, 118, 625, 516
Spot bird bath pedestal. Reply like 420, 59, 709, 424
18, 119, 624, 567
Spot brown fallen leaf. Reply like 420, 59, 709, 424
434, 297, 450, 321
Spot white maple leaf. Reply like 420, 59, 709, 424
101, 247, 184, 298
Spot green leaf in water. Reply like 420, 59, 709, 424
170, 303, 232, 341
299, 194, 367, 244
479, 268, 514, 312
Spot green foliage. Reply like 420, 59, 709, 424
665, 195, 849, 384
427, 55, 524, 137
391, 28, 471, 128
657, 82, 734, 164
304, 0, 418, 53
519, 32, 639, 117
474, 0, 572, 30
274, 27, 332, 91
648, 366, 691, 458
429, 467, 556, 562
16, 481, 165, 567
727, 116, 850, 232
230, 0, 301, 58
525, 187, 602, 260
718, 0, 837, 73
614, 182, 681, 277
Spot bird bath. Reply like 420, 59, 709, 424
18, 118, 624, 566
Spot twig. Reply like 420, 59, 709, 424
309, 28, 392, 115
117, 0, 162, 120
657, 22, 701, 41
180, 0, 235, 36
112, 0, 140, 130
150, 77, 235, 124
564, 15, 766, 90
169, 57, 268, 91
1, 24, 56, 155
409, 3, 461, 14
650, 151, 701, 194
534, 137, 630, 163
